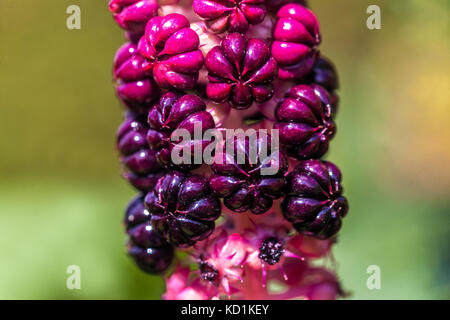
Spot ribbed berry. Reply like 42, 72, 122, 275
125, 195, 174, 274
205, 33, 277, 109
272, 3, 320, 80
281, 160, 348, 239
210, 133, 287, 214
109, 0, 159, 33
193, 0, 267, 34
147, 92, 216, 170
145, 171, 222, 247
258, 237, 284, 265
307, 56, 339, 92
114, 42, 159, 114
138, 13, 204, 90
307, 56, 339, 112
117, 114, 164, 191
274, 84, 336, 160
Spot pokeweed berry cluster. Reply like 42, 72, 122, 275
110, 0, 348, 300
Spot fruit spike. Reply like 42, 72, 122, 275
108, 0, 349, 300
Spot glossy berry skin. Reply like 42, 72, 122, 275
109, 0, 159, 34
125, 195, 174, 274
205, 33, 277, 110
114, 42, 159, 114
147, 92, 216, 170
307, 56, 339, 92
193, 0, 267, 34
138, 14, 204, 90
210, 133, 288, 214
145, 171, 222, 247
274, 84, 336, 160
117, 114, 164, 192
306, 56, 339, 112
265, 0, 308, 12
281, 160, 348, 239
272, 4, 320, 80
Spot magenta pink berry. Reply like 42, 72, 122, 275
147, 92, 216, 170
193, 0, 267, 34
108, 1, 348, 299
205, 33, 277, 109
138, 13, 204, 90
274, 84, 336, 160
272, 3, 320, 80
114, 42, 159, 114
109, 0, 159, 33
265, 0, 308, 12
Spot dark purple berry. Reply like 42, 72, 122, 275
117, 114, 163, 192
145, 171, 221, 247
193, 0, 267, 34
307, 56, 339, 92
210, 133, 288, 214
147, 92, 216, 170
274, 84, 336, 160
124, 196, 174, 274
199, 259, 220, 284
205, 33, 277, 110
258, 237, 284, 265
114, 42, 159, 114
281, 160, 349, 239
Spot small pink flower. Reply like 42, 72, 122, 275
194, 229, 248, 295
164, 265, 218, 300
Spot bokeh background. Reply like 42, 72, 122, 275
0, 0, 448, 299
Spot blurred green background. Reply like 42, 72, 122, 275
0, 0, 448, 299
